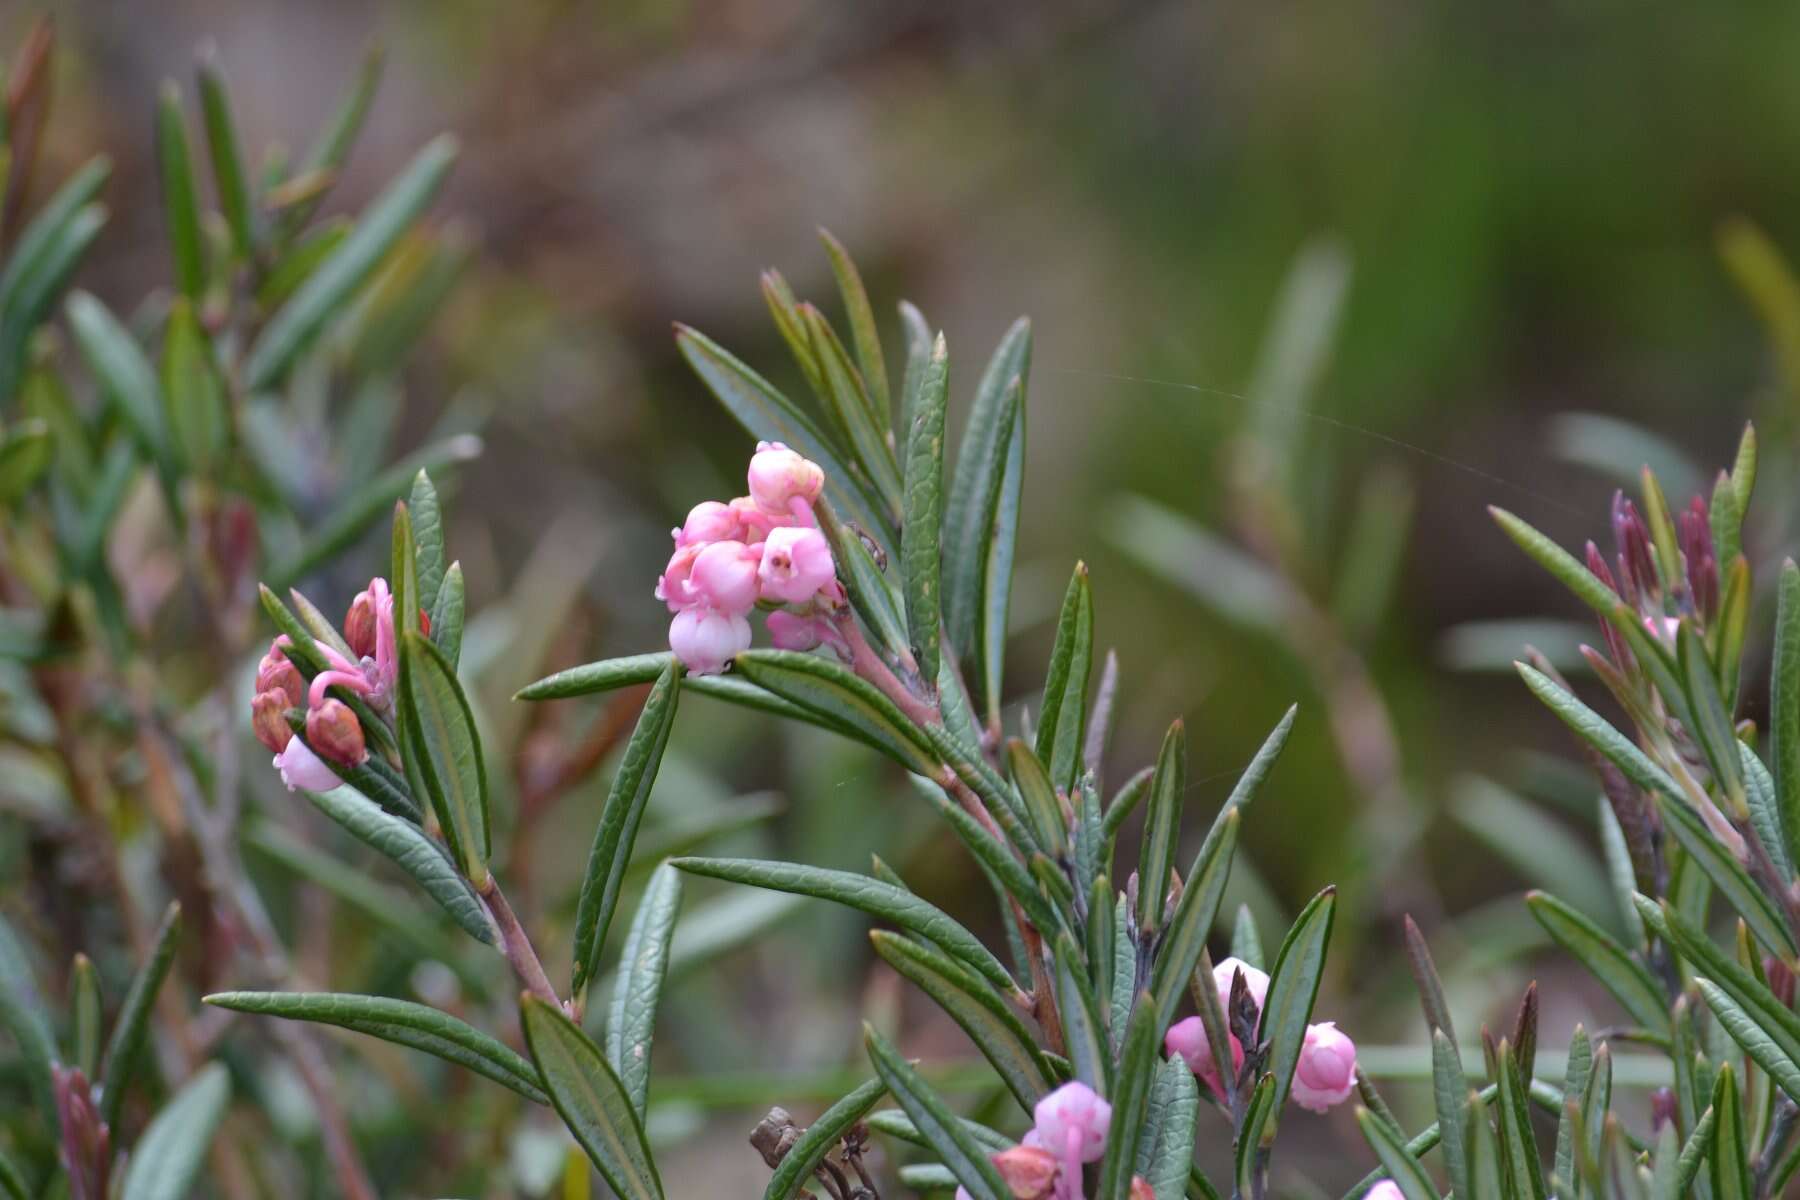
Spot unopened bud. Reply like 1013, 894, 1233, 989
251, 689, 295, 753
52, 1064, 109, 1200
1584, 541, 1620, 598
305, 698, 367, 768
990, 1145, 1057, 1199
257, 641, 304, 707
1129, 1178, 1156, 1200
1679, 496, 1718, 619
1650, 1086, 1677, 1132
749, 1107, 801, 1169
1767, 956, 1796, 1008
344, 589, 379, 660
1611, 491, 1658, 604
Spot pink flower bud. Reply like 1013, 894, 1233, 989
689, 540, 762, 615
1129, 1178, 1155, 1200
1212, 956, 1271, 1012
1650, 1087, 1677, 1133
758, 526, 835, 604
1165, 1015, 1243, 1098
669, 607, 752, 675
305, 698, 367, 769
656, 543, 704, 613
767, 610, 828, 651
345, 588, 379, 660
747, 441, 824, 516
1291, 1021, 1357, 1113
1366, 1182, 1405, 1200
274, 736, 341, 792
990, 1145, 1058, 1199
676, 500, 743, 547
1033, 1082, 1111, 1165
729, 495, 780, 539
257, 640, 305, 707
252, 689, 295, 753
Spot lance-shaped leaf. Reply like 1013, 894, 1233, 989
246, 134, 458, 390
432, 560, 465, 667
409, 469, 447, 615
161, 300, 227, 475
0, 200, 107, 405
154, 83, 205, 298
196, 50, 253, 259
675, 323, 895, 545
1430, 1029, 1470, 1200
1495, 1044, 1547, 1200
1677, 622, 1745, 819
733, 649, 938, 774
1741, 742, 1791, 881
865, 1024, 1009, 1200
1007, 739, 1068, 858
304, 783, 495, 944
1138, 719, 1186, 935
1695, 977, 1800, 1104
819, 229, 890, 422
1138, 1055, 1199, 1200
817, 497, 909, 657
1774, 560, 1800, 867
99, 901, 182, 1130
573, 663, 681, 1000
1711, 1063, 1752, 1200
1525, 892, 1668, 1034
118, 1063, 229, 1200
1037, 563, 1094, 793
866, 1107, 1011, 1153
1235, 1075, 1277, 1200
71, 954, 101, 1077
1655, 781, 1795, 959
920, 781, 1061, 939
672, 857, 1019, 999
763, 1075, 888, 1200
605, 863, 683, 1118
205, 990, 546, 1103
399, 629, 490, 884
805, 304, 901, 506
1402, 915, 1456, 1045
1148, 808, 1240, 1034
1553, 1026, 1592, 1193
1258, 886, 1337, 1116
901, 332, 949, 683
66, 291, 167, 466
0, 157, 111, 317
521, 994, 663, 1200
1053, 930, 1111, 1091
873, 931, 1054, 1112
1355, 1107, 1438, 1200
945, 318, 1030, 679
1096, 992, 1161, 1200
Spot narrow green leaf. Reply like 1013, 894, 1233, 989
1710, 472, 1742, 594
1140, 1055, 1199, 1200
431, 560, 465, 667
819, 229, 890, 423
573, 663, 681, 1000
399, 629, 491, 885
1710, 1063, 1752, 1200
1258, 886, 1337, 1115
304, 783, 495, 944
1554, 1026, 1592, 1194
71, 953, 101, 1077
0, 200, 107, 404
1148, 808, 1241, 1034
920, 780, 1062, 939
1598, 797, 1648, 949
673, 857, 1018, 999
66, 291, 166, 463
1138, 719, 1187, 934
521, 994, 663, 1200
161, 299, 228, 474
1402, 915, 1456, 1045
605, 863, 683, 1117
409, 469, 447, 616
763, 1075, 888, 1200
1490, 507, 1622, 615
0, 157, 110, 319
0, 420, 52, 504
1225, 704, 1298, 814
816, 496, 909, 657
1496, 1046, 1548, 1200
1677, 622, 1746, 820
255, 218, 349, 308
1466, 1091, 1504, 1200
1036, 563, 1094, 793
1235, 1075, 1276, 1200
118, 1063, 230, 1200
0, 1147, 26, 1200
873, 931, 1054, 1112
1771, 561, 1800, 868
205, 990, 546, 1103
1356, 1107, 1439, 1200
1525, 892, 1668, 1034
865, 1107, 1011, 1153
901, 332, 949, 683
99, 901, 182, 1130
1054, 930, 1111, 1091
1694, 977, 1800, 1104
1431, 1029, 1470, 1200
1007, 739, 1068, 858
1655, 782, 1796, 959
1649, 1122, 1681, 1200
154, 83, 205, 298
865, 1024, 1009, 1200
246, 134, 458, 390
1097, 992, 1162, 1200
197, 51, 254, 258
732, 649, 937, 773
1230, 905, 1265, 972
1740, 743, 1791, 880
976, 379, 1025, 730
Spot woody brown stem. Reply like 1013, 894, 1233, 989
481, 877, 561, 1008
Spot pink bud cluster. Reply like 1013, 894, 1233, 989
251, 578, 412, 792
1163, 957, 1358, 1114
657, 442, 842, 674
955, 1082, 1152, 1200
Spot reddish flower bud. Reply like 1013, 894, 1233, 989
1679, 496, 1718, 619
1129, 1178, 1156, 1200
1768, 956, 1796, 1008
1584, 541, 1620, 598
52, 1064, 110, 1200
251, 689, 295, 753
305, 698, 367, 768
990, 1145, 1057, 1199
1611, 492, 1658, 604
1650, 1087, 1677, 1133
344, 589, 379, 660
257, 642, 305, 707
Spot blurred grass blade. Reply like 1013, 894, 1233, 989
154, 83, 205, 298
573, 663, 681, 1001
205, 990, 546, 1103
66, 291, 167, 466
1710, 1064, 1751, 1200
1097, 993, 1161, 1200
1149, 808, 1240, 1033
1137, 718, 1186, 935
161, 299, 228, 474
399, 630, 491, 885
1524, 891, 1668, 1034
0, 156, 109, 318
1246, 238, 1350, 497
275, 45, 382, 234
1140, 1055, 1199, 1200
1053, 930, 1110, 1091
0, 200, 105, 403
0, 421, 52, 505
873, 930, 1054, 1112
409, 469, 447, 615
70, 953, 101, 1077
1354, 1106, 1438, 1200
864, 1024, 1009, 1200
819, 229, 889, 423
762, 1075, 887, 1200
256, 218, 348, 308
98, 901, 181, 1130
672, 857, 1019, 999
304, 783, 495, 944
1258, 886, 1337, 1115
604, 863, 682, 1118
117, 1063, 230, 1200
246, 134, 458, 390
732, 649, 938, 774
1036, 563, 1093, 793
197, 50, 254, 258
901, 332, 949, 682
1773, 559, 1800, 866
521, 994, 664, 1200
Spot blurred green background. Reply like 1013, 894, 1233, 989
14, 0, 1800, 1190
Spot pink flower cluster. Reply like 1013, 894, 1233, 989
657, 442, 842, 674
1163, 957, 1358, 1114
955, 1082, 1152, 1200
251, 578, 408, 793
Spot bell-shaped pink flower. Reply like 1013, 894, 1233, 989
1033, 1082, 1111, 1165
1366, 1183, 1404, 1200
1212, 956, 1270, 1013
1291, 1021, 1357, 1113
274, 736, 341, 792
252, 689, 295, 754
1164, 1015, 1243, 1098
747, 441, 824, 517
991, 1145, 1058, 1199
675, 500, 743, 547
656, 543, 704, 612
689, 540, 762, 615
758, 526, 835, 604
670, 607, 752, 675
